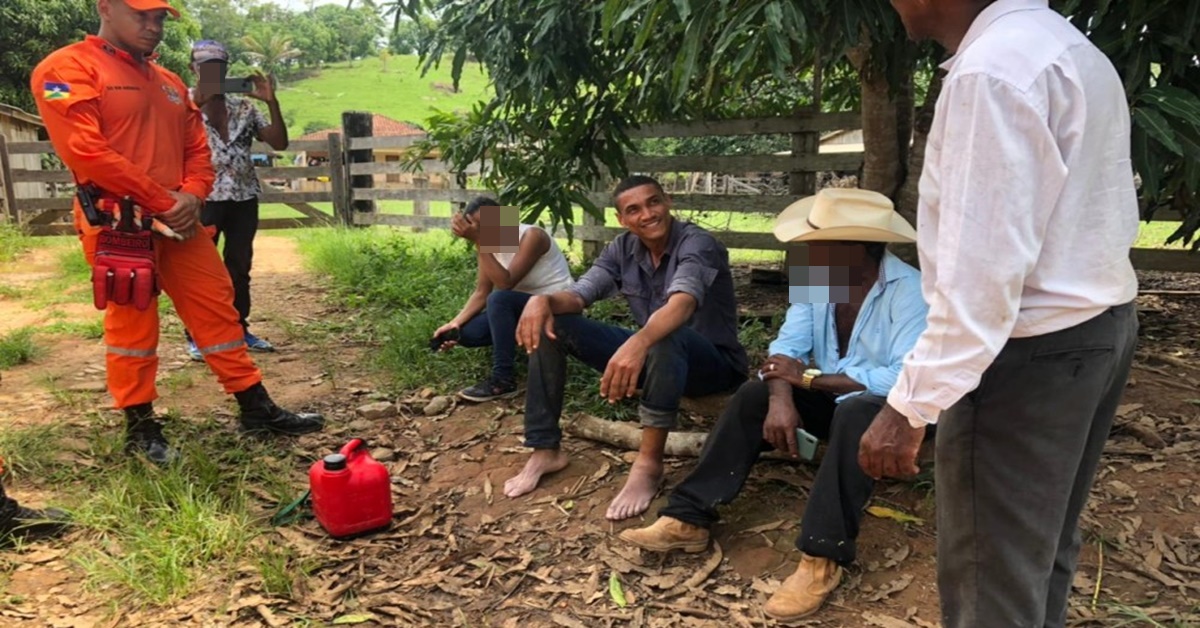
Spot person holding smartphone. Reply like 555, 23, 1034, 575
183, 39, 288, 359
621, 189, 930, 622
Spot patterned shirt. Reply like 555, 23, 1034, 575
194, 93, 268, 202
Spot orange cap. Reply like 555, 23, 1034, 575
123, 0, 181, 18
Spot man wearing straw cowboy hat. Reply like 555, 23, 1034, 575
621, 188, 930, 621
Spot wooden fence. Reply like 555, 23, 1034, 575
1, 110, 1196, 273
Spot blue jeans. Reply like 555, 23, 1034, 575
524, 314, 745, 449
455, 290, 533, 383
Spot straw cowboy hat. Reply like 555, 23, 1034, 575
773, 188, 917, 244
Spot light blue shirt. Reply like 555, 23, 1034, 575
768, 251, 929, 404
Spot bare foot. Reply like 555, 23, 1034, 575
606, 457, 663, 521
504, 449, 569, 498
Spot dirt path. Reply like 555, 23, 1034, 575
0, 236, 1197, 627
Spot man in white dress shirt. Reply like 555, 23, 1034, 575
860, 1, 1140, 626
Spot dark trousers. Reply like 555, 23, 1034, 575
524, 315, 744, 449
661, 380, 896, 565
454, 290, 534, 383
936, 302, 1138, 628
201, 197, 259, 330
0, 482, 18, 527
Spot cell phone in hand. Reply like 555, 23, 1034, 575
429, 327, 460, 352
222, 77, 254, 94
795, 427, 819, 461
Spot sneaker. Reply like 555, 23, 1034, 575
236, 383, 324, 435
458, 378, 518, 403
125, 415, 180, 466
185, 340, 203, 362
0, 505, 71, 547
244, 332, 275, 353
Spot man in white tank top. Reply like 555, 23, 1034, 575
432, 197, 574, 401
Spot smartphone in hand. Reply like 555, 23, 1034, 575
222, 77, 254, 94
429, 327, 460, 352
795, 427, 819, 461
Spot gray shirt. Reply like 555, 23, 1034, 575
570, 219, 748, 374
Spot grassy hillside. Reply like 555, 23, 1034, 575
278, 54, 492, 136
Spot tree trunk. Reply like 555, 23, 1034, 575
896, 69, 945, 228
849, 41, 904, 199
564, 414, 801, 462
892, 69, 944, 267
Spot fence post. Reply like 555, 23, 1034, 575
328, 133, 351, 226
581, 176, 609, 262
342, 111, 376, 221
785, 110, 821, 271
412, 172, 429, 233
0, 134, 18, 224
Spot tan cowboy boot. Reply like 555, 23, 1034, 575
763, 553, 843, 621
619, 516, 709, 553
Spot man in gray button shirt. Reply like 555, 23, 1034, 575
507, 175, 749, 520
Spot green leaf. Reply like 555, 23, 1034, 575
866, 505, 925, 526
671, 0, 691, 22
1130, 125, 1161, 201
1141, 86, 1200, 130
609, 570, 628, 608
1133, 107, 1184, 156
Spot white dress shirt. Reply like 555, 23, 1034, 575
888, 0, 1140, 427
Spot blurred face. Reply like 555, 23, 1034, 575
193, 61, 228, 94
475, 205, 520, 254
98, 0, 168, 56
615, 183, 672, 243
788, 241, 871, 304
890, 0, 939, 41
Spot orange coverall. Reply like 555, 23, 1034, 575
30, 36, 261, 408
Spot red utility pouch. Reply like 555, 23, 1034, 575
91, 198, 159, 311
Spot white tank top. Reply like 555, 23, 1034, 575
492, 224, 574, 295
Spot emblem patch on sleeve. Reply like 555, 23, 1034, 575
43, 82, 71, 101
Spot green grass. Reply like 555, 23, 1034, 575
0, 416, 319, 606
0, 222, 33, 262
0, 328, 38, 369
281, 55, 492, 136
39, 319, 105, 340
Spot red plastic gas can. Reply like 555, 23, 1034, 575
309, 439, 393, 538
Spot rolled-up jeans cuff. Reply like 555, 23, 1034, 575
639, 404, 677, 430
523, 432, 560, 450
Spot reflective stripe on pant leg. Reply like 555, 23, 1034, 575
92, 229, 160, 408
157, 234, 262, 394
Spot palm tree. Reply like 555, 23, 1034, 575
240, 33, 303, 78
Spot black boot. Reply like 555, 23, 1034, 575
124, 403, 179, 465
0, 483, 70, 547
235, 383, 325, 435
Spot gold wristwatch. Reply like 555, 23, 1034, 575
801, 368, 822, 390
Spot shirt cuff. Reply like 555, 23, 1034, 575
178, 182, 210, 203
886, 387, 941, 428
667, 276, 706, 308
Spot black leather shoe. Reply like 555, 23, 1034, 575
235, 383, 325, 435
124, 403, 180, 465
0, 505, 71, 547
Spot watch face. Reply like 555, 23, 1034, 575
804, 369, 822, 377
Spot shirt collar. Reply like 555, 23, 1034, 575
632, 216, 683, 266
940, 0, 1049, 70
878, 250, 908, 285
86, 35, 160, 65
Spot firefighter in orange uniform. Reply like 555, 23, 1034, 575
30, 0, 324, 465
